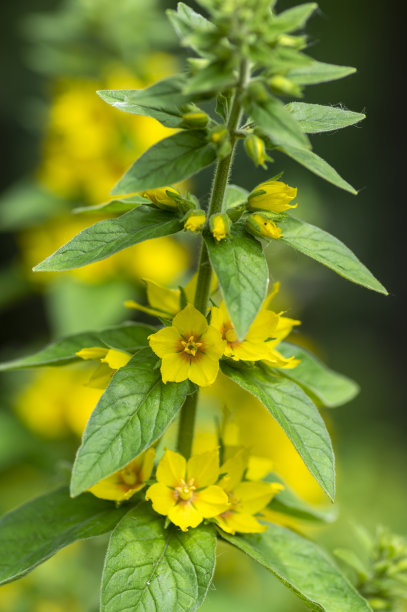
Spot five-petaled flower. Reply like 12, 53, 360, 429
148, 303, 226, 386
145, 449, 229, 531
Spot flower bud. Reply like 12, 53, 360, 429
209, 126, 232, 160
209, 213, 231, 242
269, 75, 302, 97
277, 34, 307, 49
244, 134, 271, 168
248, 180, 297, 213
141, 187, 180, 210
181, 110, 209, 129
184, 210, 206, 233
246, 213, 282, 240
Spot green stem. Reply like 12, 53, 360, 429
176, 59, 250, 458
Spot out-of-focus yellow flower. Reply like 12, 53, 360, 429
248, 180, 298, 213
148, 304, 225, 386
246, 213, 283, 239
145, 449, 229, 531
76, 346, 131, 388
210, 213, 231, 242
184, 210, 206, 233
141, 187, 180, 210
88, 449, 155, 502
215, 448, 283, 534
210, 285, 300, 367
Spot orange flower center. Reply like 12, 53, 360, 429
178, 334, 205, 361
174, 478, 197, 502
222, 322, 241, 348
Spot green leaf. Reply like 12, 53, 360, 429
221, 362, 335, 500
167, 3, 217, 56
0, 488, 129, 586
224, 184, 249, 210
205, 225, 268, 340
33, 206, 183, 272
279, 145, 357, 194
111, 131, 216, 196
334, 549, 369, 580
74, 195, 150, 216
278, 215, 387, 294
277, 342, 359, 408
267, 473, 337, 523
183, 61, 237, 95
101, 504, 216, 612
70, 350, 192, 497
248, 98, 311, 150
285, 103, 365, 133
0, 322, 155, 371
286, 61, 356, 85
268, 3, 318, 37
97, 75, 191, 128
220, 525, 372, 612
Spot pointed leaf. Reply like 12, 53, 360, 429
279, 145, 357, 193
286, 103, 365, 133
0, 323, 155, 371
97, 75, 191, 128
267, 3, 318, 37
0, 488, 128, 586
168, 3, 218, 56
70, 350, 192, 497
286, 61, 356, 85
205, 225, 268, 340
183, 61, 237, 95
112, 131, 216, 195
33, 206, 183, 272
279, 215, 387, 294
224, 184, 249, 210
277, 342, 359, 408
220, 525, 372, 612
248, 98, 311, 150
102, 504, 216, 612
221, 362, 335, 500
74, 195, 150, 216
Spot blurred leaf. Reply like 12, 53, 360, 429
277, 342, 359, 408
221, 362, 335, 500
334, 549, 369, 580
220, 525, 372, 612
0, 412, 33, 469
0, 488, 129, 586
0, 266, 29, 310
267, 3, 318, 37
205, 226, 268, 340
286, 61, 356, 85
285, 103, 365, 133
101, 503, 216, 611
167, 2, 217, 56
184, 61, 237, 95
112, 131, 216, 195
0, 322, 154, 371
248, 98, 311, 150
70, 350, 192, 497
98, 75, 191, 128
278, 145, 357, 193
74, 195, 150, 216
279, 216, 387, 293
33, 206, 183, 272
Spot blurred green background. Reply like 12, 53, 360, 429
0, 0, 405, 610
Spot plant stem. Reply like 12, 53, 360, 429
176, 59, 250, 458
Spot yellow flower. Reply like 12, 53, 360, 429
215, 448, 283, 534
146, 449, 229, 531
76, 346, 131, 388
184, 210, 206, 232
210, 286, 300, 367
88, 448, 155, 502
210, 213, 231, 242
141, 187, 180, 210
148, 304, 226, 386
248, 179, 298, 213
246, 213, 283, 239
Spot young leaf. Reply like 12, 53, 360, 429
285, 103, 365, 133
183, 61, 237, 95
248, 98, 311, 150
97, 75, 191, 128
33, 206, 183, 272
267, 3, 318, 38
205, 225, 268, 340
101, 503, 216, 612
278, 215, 387, 294
277, 342, 359, 408
224, 184, 249, 209
221, 362, 335, 500
70, 350, 192, 497
0, 488, 129, 586
74, 195, 150, 216
167, 2, 217, 56
0, 323, 155, 371
286, 61, 356, 85
220, 524, 372, 612
111, 131, 216, 195
278, 145, 357, 194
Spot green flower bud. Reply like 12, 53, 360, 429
181, 110, 209, 129
141, 187, 180, 211
244, 134, 272, 168
269, 75, 303, 97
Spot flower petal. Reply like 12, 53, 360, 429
203, 326, 226, 360
187, 449, 220, 487
192, 486, 229, 518
156, 449, 186, 487
146, 280, 181, 316
234, 481, 279, 514
148, 326, 180, 359
188, 354, 220, 386
140, 447, 156, 481
76, 347, 107, 361
219, 447, 249, 491
145, 482, 176, 515
89, 474, 141, 502
172, 304, 208, 338
216, 511, 267, 534
168, 501, 203, 531
160, 354, 190, 383
101, 349, 131, 369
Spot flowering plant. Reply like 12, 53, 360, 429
0, 1, 388, 610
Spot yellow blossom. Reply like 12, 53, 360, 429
76, 346, 131, 388
88, 448, 155, 502
215, 448, 283, 534
210, 213, 231, 242
141, 187, 180, 210
246, 213, 283, 239
145, 449, 229, 531
210, 286, 300, 367
148, 304, 226, 386
248, 179, 298, 213
184, 210, 206, 232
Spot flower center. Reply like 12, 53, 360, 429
175, 478, 196, 501
222, 322, 240, 348
120, 466, 139, 487
181, 336, 203, 357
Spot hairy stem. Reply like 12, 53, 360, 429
176, 59, 250, 458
